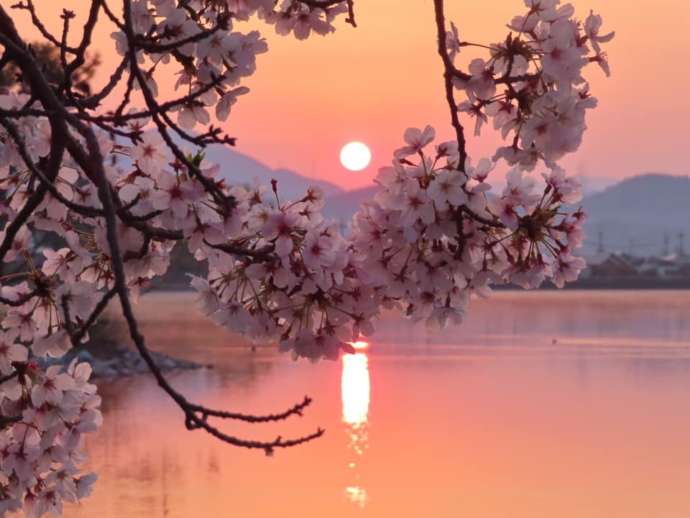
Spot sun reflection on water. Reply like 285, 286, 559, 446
350, 340, 369, 351
341, 353, 370, 426
341, 351, 371, 507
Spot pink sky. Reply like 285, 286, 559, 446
14, 0, 690, 190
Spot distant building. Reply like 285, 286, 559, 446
637, 255, 682, 278
582, 251, 690, 284
588, 254, 638, 277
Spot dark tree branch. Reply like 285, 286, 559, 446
205, 240, 274, 261
432, 0, 506, 232
0, 0, 327, 454
0, 116, 105, 218
69, 287, 118, 345
189, 395, 315, 423
10, 0, 78, 53
0, 288, 39, 307
460, 205, 503, 229
80, 55, 128, 108
433, 0, 468, 171
0, 371, 18, 385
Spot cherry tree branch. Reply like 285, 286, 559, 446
0, 0, 325, 455
10, 0, 78, 53
433, 0, 467, 172
69, 287, 118, 345
0, 116, 105, 218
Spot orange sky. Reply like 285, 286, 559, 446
11, 0, 690, 190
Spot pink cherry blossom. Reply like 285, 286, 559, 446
0, 1, 611, 514
394, 126, 436, 158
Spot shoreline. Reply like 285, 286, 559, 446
49, 346, 208, 380
150, 282, 690, 294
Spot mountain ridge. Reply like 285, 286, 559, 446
197, 144, 690, 258
581, 173, 690, 256
321, 173, 690, 257
202, 144, 344, 200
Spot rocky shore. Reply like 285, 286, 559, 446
50, 346, 207, 379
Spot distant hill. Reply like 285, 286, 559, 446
581, 173, 690, 256
322, 185, 377, 220
322, 173, 690, 257
322, 175, 618, 222
202, 145, 344, 200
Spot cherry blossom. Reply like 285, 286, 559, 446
0, 0, 612, 515
394, 126, 436, 159
446, 0, 614, 170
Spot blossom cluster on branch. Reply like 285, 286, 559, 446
448, 0, 614, 168
0, 0, 611, 515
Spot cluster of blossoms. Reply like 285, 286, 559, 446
0, 0, 610, 515
0, 0, 357, 512
448, 0, 614, 169
191, 183, 377, 361
0, 96, 106, 516
113, 0, 353, 132
0, 352, 99, 516
348, 126, 585, 329
259, 1, 352, 40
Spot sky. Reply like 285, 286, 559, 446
12, 0, 690, 191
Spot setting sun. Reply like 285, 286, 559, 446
339, 141, 372, 172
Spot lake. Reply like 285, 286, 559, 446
63, 291, 690, 518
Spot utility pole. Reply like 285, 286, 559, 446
679, 232, 686, 257
663, 233, 670, 256
597, 231, 605, 254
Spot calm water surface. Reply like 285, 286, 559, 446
63, 291, 690, 518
